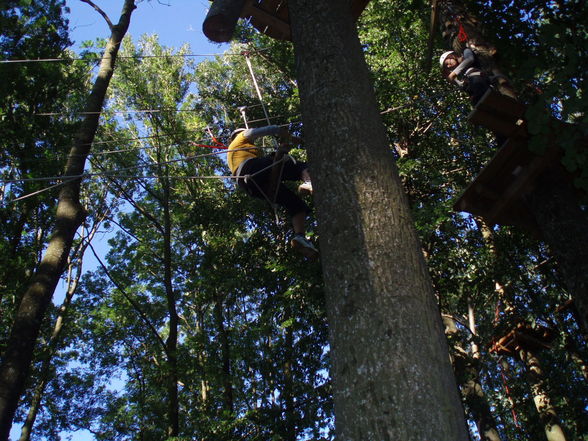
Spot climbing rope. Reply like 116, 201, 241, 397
240, 49, 291, 218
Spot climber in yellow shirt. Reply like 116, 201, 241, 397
228, 125, 317, 258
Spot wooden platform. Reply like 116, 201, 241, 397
240, 0, 372, 41
489, 322, 555, 356
467, 89, 527, 139
453, 90, 560, 231
453, 137, 561, 231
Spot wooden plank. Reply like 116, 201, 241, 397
239, 0, 371, 41
476, 89, 526, 120
242, 0, 291, 40
468, 108, 522, 137
468, 90, 528, 137
453, 138, 523, 213
485, 151, 553, 225
453, 137, 545, 230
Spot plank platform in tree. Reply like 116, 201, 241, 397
203, 0, 372, 42
453, 136, 560, 231
489, 322, 555, 356
468, 89, 527, 138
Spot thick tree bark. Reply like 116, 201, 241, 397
288, 1, 469, 439
0, 1, 136, 438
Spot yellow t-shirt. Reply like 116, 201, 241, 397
227, 132, 261, 174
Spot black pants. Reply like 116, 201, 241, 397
464, 74, 491, 106
237, 156, 310, 217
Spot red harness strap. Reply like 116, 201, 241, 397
456, 17, 469, 43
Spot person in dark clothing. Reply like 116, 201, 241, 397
440, 48, 507, 146
440, 48, 491, 105
228, 125, 318, 258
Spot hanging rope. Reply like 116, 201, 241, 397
241, 49, 288, 217
498, 359, 521, 428
243, 50, 272, 126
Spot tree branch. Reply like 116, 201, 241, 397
88, 242, 169, 355
81, 0, 114, 31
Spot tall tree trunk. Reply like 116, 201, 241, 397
0, 2, 136, 437
282, 306, 295, 441
524, 167, 588, 335
162, 178, 179, 437
518, 348, 568, 441
288, 2, 469, 439
18, 219, 102, 441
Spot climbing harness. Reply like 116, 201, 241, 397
240, 49, 295, 216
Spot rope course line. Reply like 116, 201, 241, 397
0, 52, 249, 64
0, 48, 272, 64
34, 109, 204, 116
0, 147, 265, 184
1, 173, 242, 204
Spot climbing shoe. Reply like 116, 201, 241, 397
298, 181, 313, 196
291, 234, 319, 259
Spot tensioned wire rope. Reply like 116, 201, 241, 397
0, 49, 270, 64
237, 49, 296, 220
0, 143, 291, 203
3, 44, 435, 203
1, 87, 437, 201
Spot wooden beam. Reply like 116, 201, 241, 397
485, 145, 557, 225
242, 0, 291, 40
468, 89, 527, 137
202, 0, 247, 42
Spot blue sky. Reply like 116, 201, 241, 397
66, 0, 227, 54
9, 3, 229, 440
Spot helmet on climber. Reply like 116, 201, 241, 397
230, 128, 246, 142
439, 51, 459, 76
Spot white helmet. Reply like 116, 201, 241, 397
229, 128, 246, 141
439, 51, 456, 68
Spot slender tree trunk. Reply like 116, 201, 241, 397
564, 334, 588, 382
213, 295, 233, 413
162, 178, 179, 437
18, 218, 104, 441
288, 2, 469, 439
282, 306, 295, 441
444, 315, 501, 441
519, 348, 568, 441
0, 2, 136, 438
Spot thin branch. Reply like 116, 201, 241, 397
88, 242, 169, 355
80, 0, 114, 30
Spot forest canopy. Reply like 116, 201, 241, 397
1, 0, 587, 440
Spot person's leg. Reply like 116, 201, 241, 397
275, 186, 318, 256
292, 211, 305, 235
